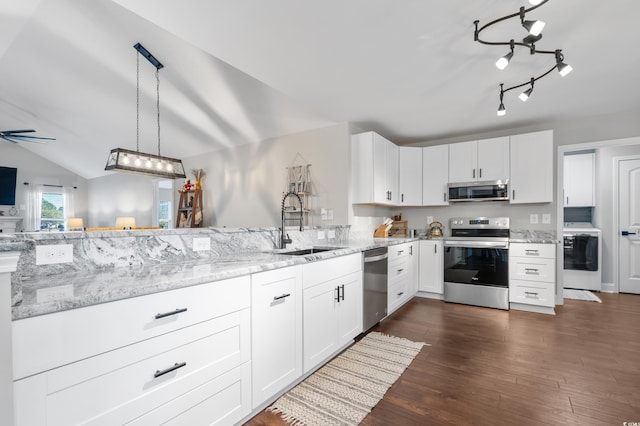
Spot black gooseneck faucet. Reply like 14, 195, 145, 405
280, 191, 303, 249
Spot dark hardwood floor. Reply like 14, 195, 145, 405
246, 293, 640, 425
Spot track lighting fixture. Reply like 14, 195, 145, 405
518, 78, 535, 102
497, 84, 506, 116
496, 40, 515, 70
474, 0, 573, 115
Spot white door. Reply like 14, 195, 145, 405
619, 159, 640, 294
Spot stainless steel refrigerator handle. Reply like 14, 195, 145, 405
364, 253, 388, 263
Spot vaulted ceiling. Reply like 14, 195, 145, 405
1, 0, 639, 179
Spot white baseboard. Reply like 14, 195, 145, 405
415, 291, 443, 300
600, 282, 616, 293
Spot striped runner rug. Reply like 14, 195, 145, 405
267, 332, 426, 425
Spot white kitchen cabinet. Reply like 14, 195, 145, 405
418, 239, 444, 295
251, 265, 303, 409
13, 276, 252, 426
422, 144, 449, 205
387, 242, 416, 314
510, 130, 553, 204
302, 253, 363, 373
398, 146, 423, 205
564, 152, 595, 206
351, 131, 399, 205
409, 241, 419, 296
448, 137, 510, 183
509, 243, 556, 313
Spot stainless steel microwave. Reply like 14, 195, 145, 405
447, 180, 509, 202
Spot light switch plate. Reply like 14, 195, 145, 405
327, 209, 334, 220
530, 214, 539, 225
193, 237, 211, 251
542, 214, 551, 224
327, 229, 336, 239
35, 244, 73, 265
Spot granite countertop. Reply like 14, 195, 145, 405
509, 229, 559, 244
12, 237, 416, 321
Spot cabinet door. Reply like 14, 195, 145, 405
564, 153, 595, 206
251, 266, 302, 408
478, 136, 510, 181
336, 271, 363, 347
448, 141, 477, 183
303, 280, 339, 373
423, 145, 449, 206
398, 147, 423, 205
386, 141, 399, 204
510, 130, 553, 204
373, 133, 390, 204
419, 240, 444, 294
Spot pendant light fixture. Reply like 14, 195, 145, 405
473, 0, 573, 116
105, 43, 186, 178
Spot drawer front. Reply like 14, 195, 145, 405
510, 243, 556, 258
303, 253, 361, 288
13, 275, 250, 380
388, 277, 409, 313
388, 256, 409, 281
509, 280, 555, 307
388, 243, 410, 259
510, 258, 555, 283
14, 309, 250, 426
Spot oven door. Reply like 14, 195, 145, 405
443, 240, 509, 287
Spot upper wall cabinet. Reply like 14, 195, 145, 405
352, 131, 399, 205
422, 144, 449, 206
510, 130, 553, 204
448, 137, 510, 183
398, 147, 423, 206
564, 153, 595, 207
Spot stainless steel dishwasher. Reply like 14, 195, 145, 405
363, 247, 388, 331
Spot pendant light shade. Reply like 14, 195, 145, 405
105, 43, 186, 179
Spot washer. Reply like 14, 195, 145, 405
563, 222, 602, 291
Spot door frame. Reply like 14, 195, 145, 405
556, 136, 640, 303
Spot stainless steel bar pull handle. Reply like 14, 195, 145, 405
524, 292, 539, 298
512, 189, 515, 200
340, 284, 345, 301
154, 362, 187, 378
443, 192, 447, 202
479, 168, 482, 178
273, 293, 291, 301
155, 308, 188, 320
335, 286, 340, 302
473, 169, 476, 179
525, 268, 539, 275
525, 249, 539, 255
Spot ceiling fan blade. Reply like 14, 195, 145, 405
2, 129, 36, 134
8, 134, 56, 141
0, 135, 20, 144
1, 134, 49, 144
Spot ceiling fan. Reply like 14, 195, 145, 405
0, 129, 56, 144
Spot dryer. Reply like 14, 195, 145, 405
563, 222, 602, 291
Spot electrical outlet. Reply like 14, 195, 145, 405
35, 244, 73, 265
530, 214, 539, 225
321, 208, 327, 220
327, 229, 336, 239
317, 230, 325, 240
193, 237, 211, 251
542, 214, 551, 224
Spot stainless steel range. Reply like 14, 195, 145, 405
443, 217, 510, 310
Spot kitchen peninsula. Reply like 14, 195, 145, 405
1, 226, 418, 425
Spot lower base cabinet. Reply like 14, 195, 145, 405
251, 266, 303, 409
13, 277, 252, 426
302, 254, 363, 373
418, 240, 443, 294
509, 243, 556, 312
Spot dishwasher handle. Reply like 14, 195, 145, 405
364, 253, 388, 263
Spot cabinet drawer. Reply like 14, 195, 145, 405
509, 280, 555, 307
14, 309, 250, 426
510, 258, 555, 283
13, 275, 251, 380
388, 256, 409, 281
388, 277, 409, 314
303, 253, 361, 288
388, 243, 410, 259
510, 243, 556, 258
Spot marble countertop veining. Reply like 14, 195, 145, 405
12, 237, 416, 321
509, 229, 559, 244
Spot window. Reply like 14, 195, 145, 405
159, 200, 171, 229
41, 192, 65, 231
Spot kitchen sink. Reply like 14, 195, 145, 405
279, 247, 343, 256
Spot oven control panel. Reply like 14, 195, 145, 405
450, 217, 509, 229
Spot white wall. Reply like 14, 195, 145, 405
87, 173, 156, 227
0, 144, 88, 228
181, 123, 351, 228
